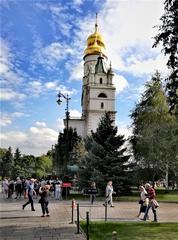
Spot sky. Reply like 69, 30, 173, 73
0, 0, 167, 156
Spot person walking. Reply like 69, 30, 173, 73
22, 178, 36, 211
15, 177, 22, 199
2, 178, 9, 199
55, 179, 62, 200
90, 182, 97, 205
143, 183, 158, 222
103, 181, 116, 207
39, 184, 50, 217
137, 185, 149, 218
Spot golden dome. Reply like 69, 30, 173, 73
84, 16, 107, 58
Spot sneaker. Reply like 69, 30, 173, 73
110, 206, 115, 208
41, 215, 45, 217
32, 209, 35, 211
46, 214, 50, 217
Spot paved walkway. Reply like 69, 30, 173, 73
0, 194, 178, 240
77, 201, 178, 222
0, 195, 86, 240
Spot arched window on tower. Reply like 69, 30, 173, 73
98, 93, 107, 98
101, 102, 104, 109
100, 78, 103, 84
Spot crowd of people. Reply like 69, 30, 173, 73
1, 177, 63, 200
2, 177, 63, 217
1, 177, 160, 221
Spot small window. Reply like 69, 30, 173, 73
98, 93, 107, 98
100, 78, 103, 84
101, 102, 104, 109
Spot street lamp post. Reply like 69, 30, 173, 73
57, 92, 71, 174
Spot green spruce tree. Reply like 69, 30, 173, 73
79, 113, 132, 194
13, 148, 22, 178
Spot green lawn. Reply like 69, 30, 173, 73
116, 193, 178, 202
69, 190, 178, 202
80, 222, 178, 240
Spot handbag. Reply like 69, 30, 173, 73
152, 199, 159, 208
139, 200, 143, 204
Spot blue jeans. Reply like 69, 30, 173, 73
144, 202, 157, 221
23, 194, 35, 210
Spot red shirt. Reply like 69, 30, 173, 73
148, 187, 156, 200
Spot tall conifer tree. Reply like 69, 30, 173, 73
80, 113, 132, 193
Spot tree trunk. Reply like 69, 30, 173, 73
165, 164, 169, 190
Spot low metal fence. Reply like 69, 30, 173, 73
71, 200, 120, 240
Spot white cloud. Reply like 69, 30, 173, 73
0, 124, 59, 156
69, 109, 81, 118
0, 111, 29, 127
0, 116, 12, 127
35, 121, 46, 127
73, 0, 83, 6
28, 81, 43, 96
123, 53, 168, 77
100, 0, 165, 76
0, 131, 27, 143
69, 61, 83, 81
0, 88, 26, 101
44, 81, 58, 90
56, 85, 77, 96
113, 74, 129, 94
117, 125, 132, 139
0, 39, 26, 86
0, 62, 9, 74
57, 118, 65, 131
12, 112, 28, 118
32, 42, 74, 71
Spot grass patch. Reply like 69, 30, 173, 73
68, 191, 178, 203
80, 222, 178, 240
116, 193, 178, 202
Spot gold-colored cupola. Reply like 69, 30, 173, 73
84, 14, 107, 59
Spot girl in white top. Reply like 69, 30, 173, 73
137, 185, 149, 218
55, 181, 62, 200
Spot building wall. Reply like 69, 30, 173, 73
67, 119, 85, 137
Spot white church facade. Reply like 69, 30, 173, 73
66, 18, 116, 137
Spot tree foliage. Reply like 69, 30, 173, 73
0, 147, 53, 179
1, 147, 13, 178
79, 113, 133, 194
131, 72, 178, 183
153, 0, 178, 114
53, 127, 81, 176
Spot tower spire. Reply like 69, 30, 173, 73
95, 12, 98, 32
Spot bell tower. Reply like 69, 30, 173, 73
82, 14, 116, 136
67, 15, 116, 137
